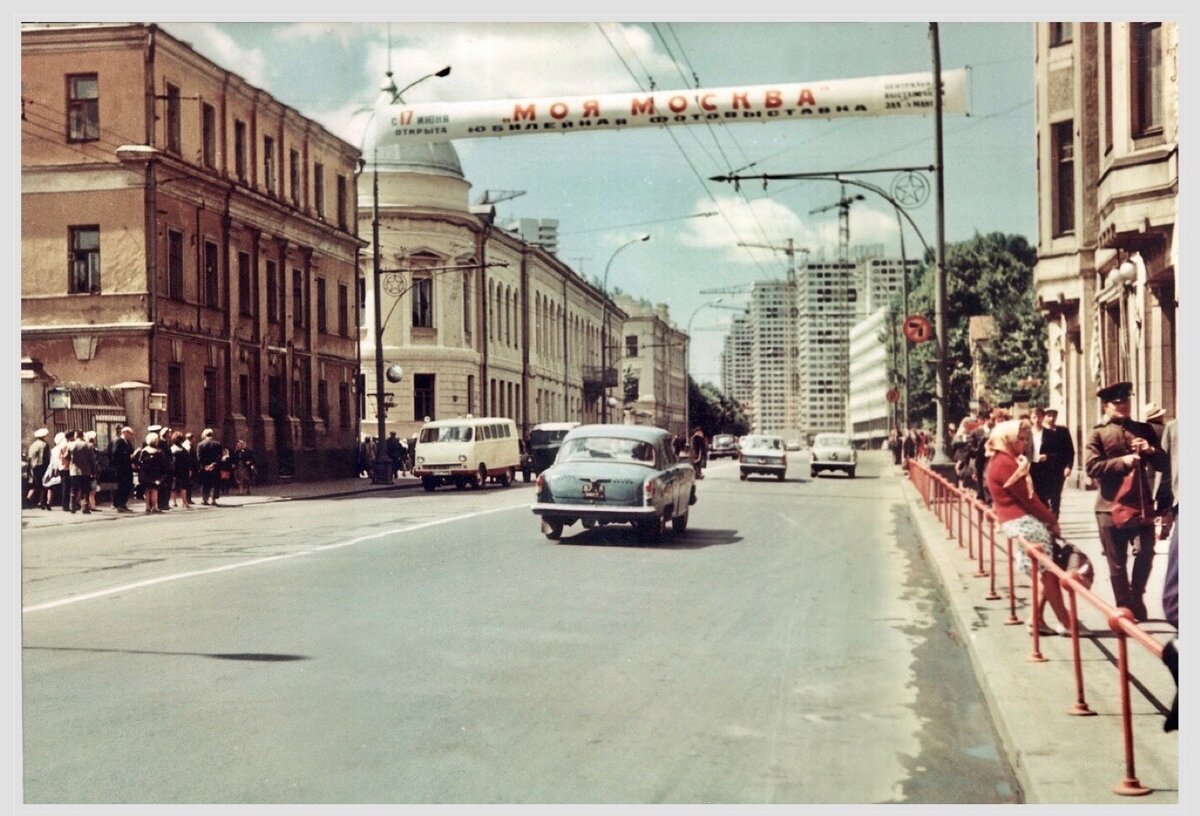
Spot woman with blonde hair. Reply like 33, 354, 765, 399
984, 419, 1073, 635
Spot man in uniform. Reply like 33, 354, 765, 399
1084, 381, 1168, 622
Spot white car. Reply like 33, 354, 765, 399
810, 432, 856, 478
738, 434, 788, 481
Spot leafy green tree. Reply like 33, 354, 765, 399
687, 377, 751, 436
888, 232, 1047, 427
622, 366, 639, 404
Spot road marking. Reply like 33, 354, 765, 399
22, 502, 528, 614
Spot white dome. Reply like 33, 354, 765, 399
347, 106, 465, 180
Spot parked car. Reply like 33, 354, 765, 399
526, 422, 580, 476
810, 432, 857, 478
785, 439, 802, 451
738, 434, 788, 481
710, 433, 739, 459
531, 424, 696, 542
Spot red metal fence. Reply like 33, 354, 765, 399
906, 459, 1169, 796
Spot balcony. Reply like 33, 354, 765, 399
582, 365, 619, 388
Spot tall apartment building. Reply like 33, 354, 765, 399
1032, 22, 1177, 464
614, 294, 688, 436
795, 261, 856, 439
21, 23, 364, 481
720, 312, 754, 421
748, 279, 799, 438
499, 217, 560, 256
847, 306, 893, 448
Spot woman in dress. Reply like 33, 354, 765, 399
169, 432, 194, 508
137, 433, 170, 514
232, 439, 256, 496
984, 419, 1072, 635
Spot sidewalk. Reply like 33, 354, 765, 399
19, 472, 428, 530
898, 466, 1178, 804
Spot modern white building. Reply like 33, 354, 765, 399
720, 311, 754, 421
796, 260, 856, 439
749, 279, 799, 438
848, 306, 893, 449
499, 217, 560, 256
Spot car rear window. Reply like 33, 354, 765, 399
745, 436, 783, 449
559, 436, 658, 466
816, 434, 849, 446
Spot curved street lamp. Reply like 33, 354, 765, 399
600, 234, 650, 422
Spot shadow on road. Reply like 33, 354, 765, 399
552, 526, 742, 550
24, 645, 310, 662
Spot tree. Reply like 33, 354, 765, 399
622, 366, 639, 404
687, 377, 750, 437
887, 232, 1048, 426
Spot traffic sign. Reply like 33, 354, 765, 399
886, 388, 900, 404
903, 314, 933, 344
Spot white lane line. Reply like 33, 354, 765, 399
22, 502, 528, 614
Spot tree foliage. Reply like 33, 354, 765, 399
887, 232, 1047, 426
687, 377, 751, 437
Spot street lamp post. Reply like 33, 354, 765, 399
600, 234, 650, 423
366, 66, 451, 484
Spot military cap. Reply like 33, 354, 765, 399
1096, 381, 1133, 402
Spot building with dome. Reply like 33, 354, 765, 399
21, 23, 364, 481
352, 94, 628, 445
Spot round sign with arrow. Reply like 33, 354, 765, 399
886, 387, 900, 404
903, 314, 934, 344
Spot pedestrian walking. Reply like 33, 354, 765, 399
66, 429, 98, 514
84, 431, 100, 510
54, 431, 74, 511
984, 419, 1073, 636
110, 426, 136, 513
1084, 381, 1168, 622
195, 428, 223, 505
386, 432, 402, 479
26, 428, 52, 510
689, 426, 708, 480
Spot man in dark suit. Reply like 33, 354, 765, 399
1084, 381, 1168, 622
110, 426, 136, 512
1031, 408, 1075, 517
196, 428, 224, 506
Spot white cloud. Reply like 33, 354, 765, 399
161, 23, 270, 91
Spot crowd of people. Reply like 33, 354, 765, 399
23, 424, 257, 515
356, 432, 418, 479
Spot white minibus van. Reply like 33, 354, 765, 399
413, 416, 521, 491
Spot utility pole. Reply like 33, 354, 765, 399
930, 22, 951, 464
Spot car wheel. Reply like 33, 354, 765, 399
848, 468, 856, 479
777, 472, 786, 481
422, 477, 437, 492
638, 510, 668, 543
581, 519, 596, 529
672, 507, 689, 534
543, 518, 563, 540
475, 464, 488, 488
810, 468, 818, 478
739, 471, 748, 481
499, 467, 513, 487
454, 478, 467, 490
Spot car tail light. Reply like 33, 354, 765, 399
535, 473, 546, 492
782, 454, 787, 467
738, 452, 744, 463
643, 478, 656, 505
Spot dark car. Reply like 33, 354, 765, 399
531, 424, 696, 542
710, 433, 738, 459
526, 422, 579, 476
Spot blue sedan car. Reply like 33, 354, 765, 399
531, 424, 697, 542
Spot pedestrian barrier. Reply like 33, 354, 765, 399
905, 459, 1171, 796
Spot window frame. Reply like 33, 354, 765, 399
238, 251, 253, 316
316, 277, 327, 334
289, 148, 301, 207
263, 135, 276, 196
234, 119, 248, 182
313, 162, 325, 218
201, 102, 217, 169
1130, 22, 1164, 140
292, 268, 305, 328
167, 364, 185, 425
165, 83, 181, 155
413, 373, 435, 421
411, 276, 434, 329
1051, 119, 1075, 237
203, 239, 220, 308
266, 260, 279, 323
68, 225, 101, 294
66, 73, 99, 143
167, 228, 185, 301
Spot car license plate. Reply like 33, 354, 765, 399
432, 468, 450, 475
581, 481, 605, 500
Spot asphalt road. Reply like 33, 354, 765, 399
21, 451, 1019, 804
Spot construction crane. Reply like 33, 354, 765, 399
473, 189, 527, 206
736, 238, 809, 284
809, 186, 865, 268
698, 284, 752, 295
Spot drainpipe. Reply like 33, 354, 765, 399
520, 244, 530, 437
562, 275, 570, 420
479, 223, 490, 415
145, 27, 159, 406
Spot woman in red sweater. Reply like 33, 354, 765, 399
985, 419, 1072, 635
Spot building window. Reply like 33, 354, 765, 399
1049, 22, 1073, 46
412, 277, 433, 328
1051, 120, 1075, 236
203, 367, 218, 426
338, 283, 349, 337
167, 364, 185, 425
1131, 22, 1163, 138
318, 381, 329, 423
313, 162, 324, 218
293, 268, 304, 327
337, 174, 348, 230
66, 74, 99, 142
239, 374, 250, 416
292, 379, 302, 419
289, 148, 301, 207
357, 277, 366, 328
300, 366, 312, 418
316, 278, 327, 333
263, 136, 276, 195
234, 119, 247, 182
167, 229, 185, 300
626, 335, 639, 357
467, 374, 475, 415
463, 272, 472, 342
165, 83, 181, 154
204, 240, 220, 308
414, 374, 435, 421
238, 251, 252, 316
68, 226, 100, 294
266, 260, 279, 323
339, 382, 350, 430
201, 102, 216, 169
